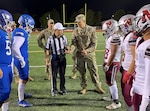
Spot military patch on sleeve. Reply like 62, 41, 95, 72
145, 45, 150, 59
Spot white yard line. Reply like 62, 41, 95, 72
30, 65, 102, 68
28, 50, 104, 53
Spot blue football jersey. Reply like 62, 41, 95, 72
12, 28, 29, 60
0, 29, 12, 65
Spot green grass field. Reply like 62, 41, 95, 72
9, 32, 126, 111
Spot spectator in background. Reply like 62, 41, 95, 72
37, 19, 54, 80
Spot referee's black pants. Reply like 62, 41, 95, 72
51, 57, 66, 92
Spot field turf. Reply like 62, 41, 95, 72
9, 31, 127, 111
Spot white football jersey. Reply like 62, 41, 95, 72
142, 39, 150, 98
121, 32, 137, 70
104, 33, 122, 63
132, 37, 150, 95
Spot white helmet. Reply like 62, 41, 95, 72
135, 4, 150, 33
118, 14, 135, 35
102, 19, 119, 36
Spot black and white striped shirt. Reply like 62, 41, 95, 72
46, 34, 68, 55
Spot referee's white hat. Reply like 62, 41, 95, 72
54, 22, 65, 30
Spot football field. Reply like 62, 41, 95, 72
9, 31, 127, 111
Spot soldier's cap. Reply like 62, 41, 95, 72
75, 14, 86, 22
48, 19, 54, 24
54, 22, 65, 30
12, 21, 17, 26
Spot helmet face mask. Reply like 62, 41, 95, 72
135, 4, 150, 34
0, 9, 13, 32
18, 14, 35, 34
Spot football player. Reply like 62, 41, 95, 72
132, 4, 150, 111
0, 9, 13, 111
12, 14, 35, 107
102, 19, 122, 109
118, 14, 136, 111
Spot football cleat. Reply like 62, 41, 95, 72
18, 100, 32, 107
24, 93, 32, 99
106, 102, 121, 109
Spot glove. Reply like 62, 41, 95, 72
123, 72, 131, 84
103, 65, 109, 72
20, 60, 26, 68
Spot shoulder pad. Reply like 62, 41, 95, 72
15, 32, 24, 37
128, 33, 138, 46
145, 45, 150, 59
111, 34, 121, 45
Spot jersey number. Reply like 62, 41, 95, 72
5, 40, 11, 55
105, 48, 109, 59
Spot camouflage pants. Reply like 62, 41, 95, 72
72, 55, 78, 74
44, 50, 51, 75
76, 54, 102, 88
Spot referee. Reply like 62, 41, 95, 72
45, 22, 70, 96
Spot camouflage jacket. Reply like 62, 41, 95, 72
37, 28, 54, 49
71, 25, 97, 56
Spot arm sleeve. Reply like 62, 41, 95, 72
64, 35, 69, 47
37, 30, 45, 49
85, 28, 97, 53
140, 45, 150, 111
143, 45, 150, 96
128, 33, 138, 46
110, 35, 121, 45
12, 36, 25, 62
71, 31, 77, 46
45, 37, 50, 50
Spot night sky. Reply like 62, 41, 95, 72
0, 0, 150, 26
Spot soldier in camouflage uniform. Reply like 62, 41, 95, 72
71, 14, 105, 94
37, 19, 54, 80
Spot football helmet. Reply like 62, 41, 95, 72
118, 14, 135, 35
18, 14, 35, 34
135, 4, 150, 33
0, 9, 13, 32
102, 19, 119, 36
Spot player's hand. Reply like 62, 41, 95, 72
81, 50, 87, 56
20, 60, 26, 68
103, 65, 109, 72
123, 72, 131, 84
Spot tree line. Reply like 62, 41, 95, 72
12, 8, 127, 28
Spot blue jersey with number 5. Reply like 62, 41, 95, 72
0, 29, 12, 65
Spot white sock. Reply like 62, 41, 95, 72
1, 102, 9, 111
18, 82, 25, 101
109, 81, 119, 100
